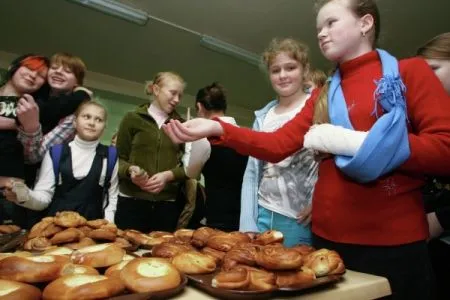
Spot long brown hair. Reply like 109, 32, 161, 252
313, 0, 380, 124
417, 32, 450, 60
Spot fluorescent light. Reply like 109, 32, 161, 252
200, 35, 261, 67
67, 0, 148, 25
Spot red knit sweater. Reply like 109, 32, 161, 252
214, 51, 450, 245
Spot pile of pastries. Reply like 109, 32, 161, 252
146, 227, 346, 291
22, 211, 132, 251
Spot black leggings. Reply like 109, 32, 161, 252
313, 234, 435, 300
115, 196, 181, 233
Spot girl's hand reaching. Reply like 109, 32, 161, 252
162, 118, 224, 144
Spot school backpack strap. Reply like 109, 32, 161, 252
49, 144, 64, 181
97, 144, 118, 211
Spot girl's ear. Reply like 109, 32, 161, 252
360, 13, 374, 36
152, 84, 160, 97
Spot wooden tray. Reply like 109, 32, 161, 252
186, 270, 344, 300
107, 273, 188, 300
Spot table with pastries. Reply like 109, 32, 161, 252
0, 212, 392, 299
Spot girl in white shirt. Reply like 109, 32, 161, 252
4, 101, 118, 222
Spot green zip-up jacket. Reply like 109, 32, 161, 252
116, 103, 186, 201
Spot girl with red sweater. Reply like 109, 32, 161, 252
164, 0, 450, 298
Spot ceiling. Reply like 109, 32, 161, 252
1, 0, 449, 112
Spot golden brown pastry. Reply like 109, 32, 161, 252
152, 241, 195, 259
276, 266, 317, 287
23, 236, 53, 251
44, 247, 74, 256
86, 219, 109, 229
148, 231, 172, 238
120, 257, 181, 293
0, 279, 41, 300
88, 228, 117, 241
141, 235, 175, 248
191, 227, 218, 248
254, 230, 284, 245
247, 267, 277, 291
28, 218, 54, 239
174, 228, 194, 242
255, 245, 303, 270
201, 246, 226, 265
172, 251, 216, 274
40, 223, 63, 238
70, 243, 124, 268
224, 243, 259, 266
54, 211, 87, 228
206, 233, 243, 252
50, 228, 84, 245
0, 255, 69, 283
59, 263, 99, 276
292, 244, 316, 256
303, 249, 345, 276
123, 229, 151, 245
114, 237, 132, 249
76, 225, 93, 236
0, 224, 21, 234
104, 260, 131, 278
100, 223, 118, 234
228, 231, 252, 243
64, 237, 96, 250
212, 267, 250, 290
42, 274, 125, 300
0, 251, 32, 261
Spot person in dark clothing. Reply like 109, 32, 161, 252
191, 82, 248, 231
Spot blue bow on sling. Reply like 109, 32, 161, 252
328, 49, 410, 183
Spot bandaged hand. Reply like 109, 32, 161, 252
304, 124, 368, 156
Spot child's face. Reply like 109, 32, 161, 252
74, 105, 106, 141
316, 0, 365, 63
425, 58, 450, 95
47, 63, 78, 93
269, 52, 304, 98
153, 79, 184, 114
11, 66, 47, 94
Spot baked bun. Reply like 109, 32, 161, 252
100, 223, 118, 234
123, 229, 151, 246
76, 225, 93, 236
212, 267, 250, 290
255, 245, 303, 270
276, 266, 317, 287
86, 219, 109, 229
201, 247, 226, 265
28, 218, 54, 239
64, 237, 96, 250
44, 247, 74, 256
104, 260, 131, 278
0, 251, 32, 261
88, 228, 117, 241
0, 279, 41, 300
43, 274, 125, 300
303, 249, 345, 276
228, 231, 252, 243
120, 257, 181, 293
254, 230, 284, 245
23, 236, 53, 251
148, 231, 172, 238
54, 211, 87, 228
141, 235, 175, 248
40, 223, 63, 238
152, 242, 195, 259
114, 237, 132, 249
71, 243, 125, 268
292, 244, 316, 256
224, 243, 259, 266
206, 233, 242, 252
50, 228, 84, 244
247, 267, 277, 291
174, 228, 194, 242
59, 263, 99, 276
172, 251, 216, 274
0, 255, 69, 282
192, 227, 218, 248
0, 224, 21, 234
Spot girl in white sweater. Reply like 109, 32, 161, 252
4, 101, 118, 222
